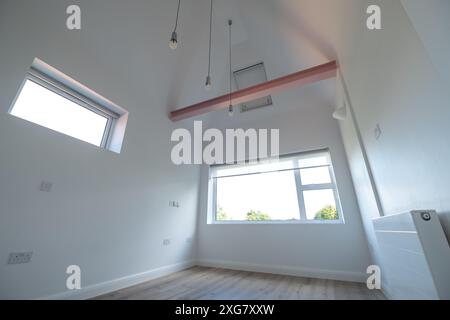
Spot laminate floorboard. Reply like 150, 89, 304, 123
94, 266, 385, 300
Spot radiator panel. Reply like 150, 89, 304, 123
373, 211, 450, 300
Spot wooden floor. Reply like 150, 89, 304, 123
95, 266, 385, 300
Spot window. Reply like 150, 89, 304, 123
209, 150, 343, 223
9, 58, 129, 152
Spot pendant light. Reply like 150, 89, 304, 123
169, 0, 181, 50
205, 0, 213, 90
228, 19, 234, 116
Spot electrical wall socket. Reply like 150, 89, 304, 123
163, 239, 171, 246
39, 181, 53, 192
8, 252, 33, 265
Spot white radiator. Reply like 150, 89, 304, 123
372, 210, 450, 300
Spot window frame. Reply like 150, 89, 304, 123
10, 69, 119, 149
209, 149, 344, 225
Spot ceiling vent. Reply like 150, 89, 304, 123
233, 62, 273, 113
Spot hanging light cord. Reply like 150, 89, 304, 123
207, 0, 213, 79
173, 0, 181, 33
228, 19, 233, 109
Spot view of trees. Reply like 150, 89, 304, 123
216, 207, 272, 221
314, 205, 338, 220
245, 210, 271, 221
216, 206, 229, 221
216, 206, 337, 221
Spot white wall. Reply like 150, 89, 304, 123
197, 0, 450, 292
327, 0, 450, 297
268, 0, 450, 298
400, 0, 450, 85
197, 86, 373, 282
188, 0, 372, 283
0, 0, 200, 299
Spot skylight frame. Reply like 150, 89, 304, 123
9, 68, 119, 149
233, 62, 273, 113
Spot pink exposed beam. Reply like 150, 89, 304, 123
169, 61, 338, 121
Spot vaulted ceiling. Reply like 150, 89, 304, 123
0, 0, 375, 127
168, 0, 342, 123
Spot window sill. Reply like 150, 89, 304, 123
208, 220, 345, 225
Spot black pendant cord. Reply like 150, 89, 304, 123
207, 0, 213, 79
228, 19, 233, 111
173, 0, 181, 33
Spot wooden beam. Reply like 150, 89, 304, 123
169, 61, 338, 121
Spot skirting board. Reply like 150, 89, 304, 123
39, 260, 195, 300
39, 259, 367, 300
381, 281, 394, 300
197, 259, 367, 283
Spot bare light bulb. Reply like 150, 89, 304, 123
228, 105, 234, 117
205, 75, 212, 90
169, 31, 178, 50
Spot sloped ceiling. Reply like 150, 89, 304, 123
168, 0, 342, 124
0, 0, 350, 125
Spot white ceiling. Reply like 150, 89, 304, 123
165, 0, 346, 125
0, 0, 354, 125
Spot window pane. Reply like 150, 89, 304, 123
11, 80, 108, 146
300, 166, 331, 185
211, 152, 331, 178
216, 171, 300, 221
213, 159, 297, 178
298, 155, 328, 168
303, 189, 338, 220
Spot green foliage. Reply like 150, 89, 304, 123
314, 205, 338, 220
216, 206, 229, 221
246, 210, 271, 221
